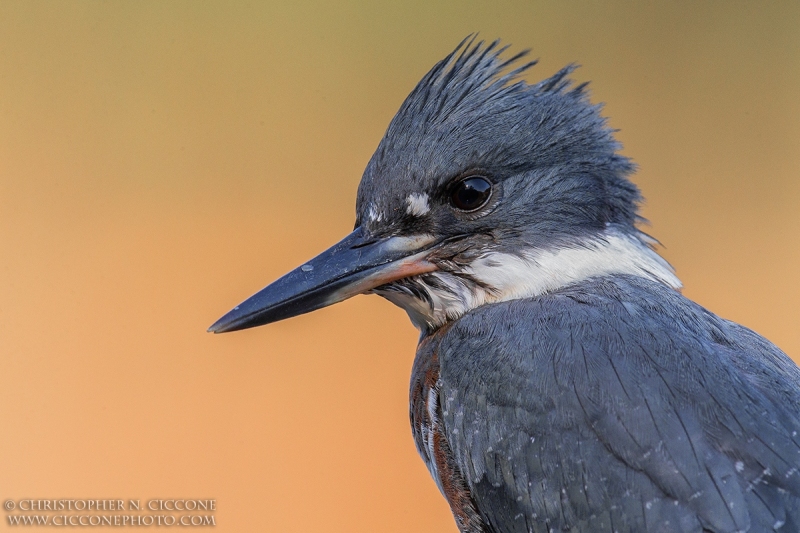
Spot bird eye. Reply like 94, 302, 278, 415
450, 176, 492, 212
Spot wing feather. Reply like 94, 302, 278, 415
436, 276, 800, 532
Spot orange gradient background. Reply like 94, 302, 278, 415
1, 2, 799, 531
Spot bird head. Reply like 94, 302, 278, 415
209, 37, 680, 336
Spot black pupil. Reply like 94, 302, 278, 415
452, 177, 492, 211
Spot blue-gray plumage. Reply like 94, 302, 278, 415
209, 37, 800, 532
424, 275, 800, 532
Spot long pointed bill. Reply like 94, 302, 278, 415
208, 228, 438, 333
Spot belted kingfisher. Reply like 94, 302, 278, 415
210, 38, 800, 532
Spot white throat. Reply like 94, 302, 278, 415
375, 230, 682, 332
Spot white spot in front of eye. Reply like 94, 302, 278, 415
406, 193, 430, 216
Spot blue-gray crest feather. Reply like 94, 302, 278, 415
357, 37, 641, 234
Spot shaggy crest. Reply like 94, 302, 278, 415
358, 37, 641, 233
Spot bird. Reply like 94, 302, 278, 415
209, 37, 800, 533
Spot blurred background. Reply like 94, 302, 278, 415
1, 2, 798, 531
